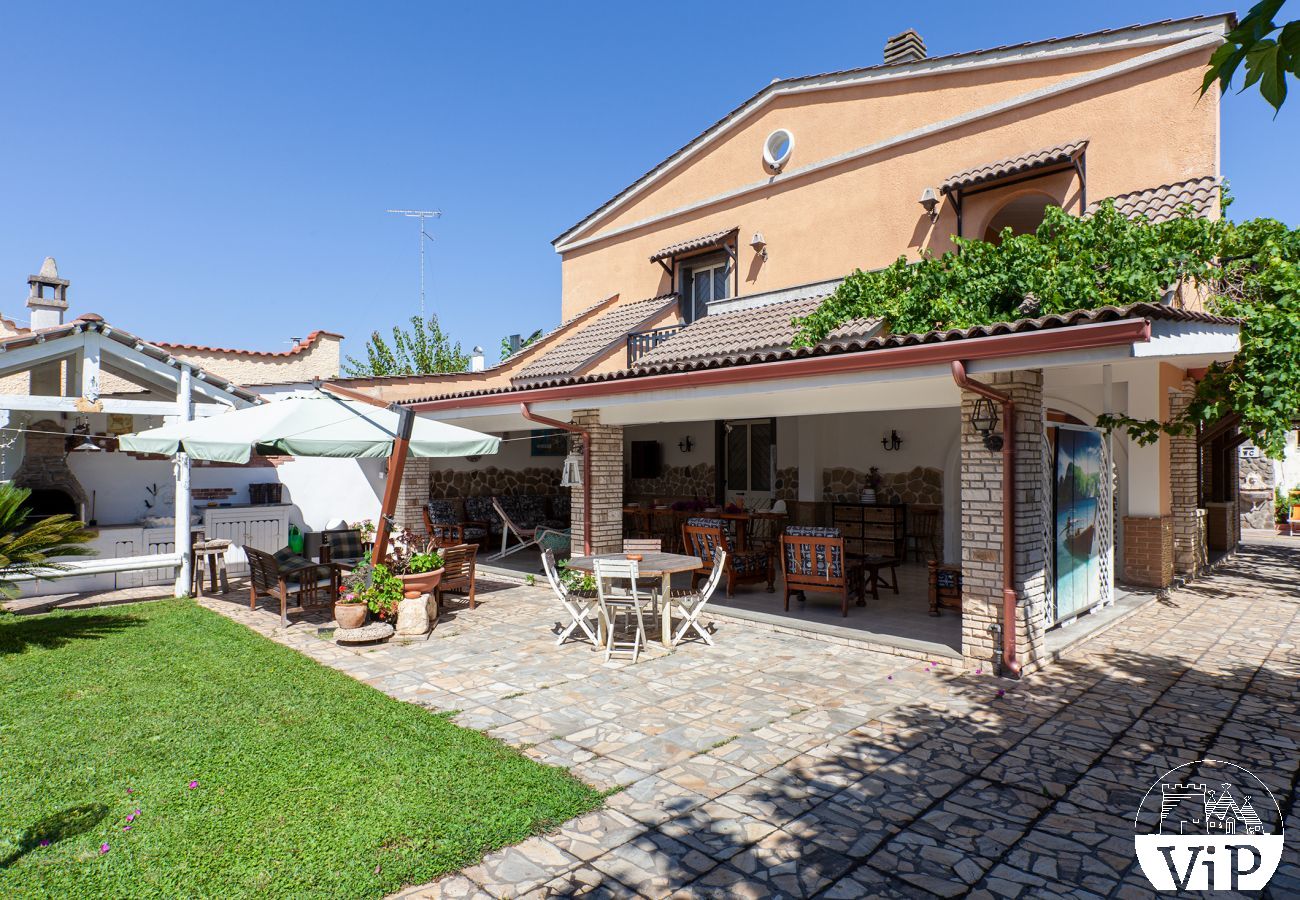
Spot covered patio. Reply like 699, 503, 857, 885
402, 305, 1240, 673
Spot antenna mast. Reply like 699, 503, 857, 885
386, 209, 442, 317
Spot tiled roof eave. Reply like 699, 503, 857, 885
941, 139, 1088, 195
399, 303, 1239, 406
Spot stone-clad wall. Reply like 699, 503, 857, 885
428, 466, 562, 499
821, 466, 943, 506
626, 463, 715, 502
775, 467, 799, 501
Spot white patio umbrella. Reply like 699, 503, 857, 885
119, 387, 499, 560
118, 391, 499, 463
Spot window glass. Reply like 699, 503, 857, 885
713, 264, 730, 301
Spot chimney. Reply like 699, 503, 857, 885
883, 29, 926, 65
470, 345, 485, 372
27, 257, 69, 330
507, 333, 522, 355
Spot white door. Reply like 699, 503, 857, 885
724, 419, 774, 508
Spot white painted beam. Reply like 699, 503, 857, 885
174, 366, 193, 597
0, 395, 228, 416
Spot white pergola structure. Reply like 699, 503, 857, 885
0, 314, 261, 594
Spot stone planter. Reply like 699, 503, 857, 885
334, 602, 367, 630
399, 568, 443, 598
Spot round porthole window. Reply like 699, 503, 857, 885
763, 129, 793, 170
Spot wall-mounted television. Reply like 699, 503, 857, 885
629, 440, 661, 479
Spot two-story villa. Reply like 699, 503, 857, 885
344, 14, 1243, 674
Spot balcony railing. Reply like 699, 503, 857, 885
626, 326, 682, 367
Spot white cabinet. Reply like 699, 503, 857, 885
203, 505, 291, 575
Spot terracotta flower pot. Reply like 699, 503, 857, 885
334, 602, 367, 630
399, 568, 444, 597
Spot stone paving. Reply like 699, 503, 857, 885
198, 539, 1300, 899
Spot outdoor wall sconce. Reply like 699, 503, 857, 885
969, 397, 1003, 451
750, 232, 768, 262
918, 186, 940, 222
678, 436, 694, 453
880, 430, 903, 452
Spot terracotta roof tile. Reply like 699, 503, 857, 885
513, 294, 678, 383
941, 140, 1088, 194
649, 228, 738, 263
1089, 175, 1219, 223
403, 303, 1236, 405
154, 329, 343, 358
634, 296, 877, 368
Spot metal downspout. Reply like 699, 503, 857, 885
951, 361, 1021, 679
519, 403, 592, 556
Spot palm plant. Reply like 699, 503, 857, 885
0, 484, 94, 598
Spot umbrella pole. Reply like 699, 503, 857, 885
372, 406, 414, 564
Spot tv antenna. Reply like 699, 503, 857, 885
386, 208, 442, 317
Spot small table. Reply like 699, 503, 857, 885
567, 552, 703, 648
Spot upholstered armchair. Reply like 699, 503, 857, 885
780, 525, 864, 617
424, 499, 489, 548
681, 516, 774, 597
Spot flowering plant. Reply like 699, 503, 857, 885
866, 467, 884, 491
386, 529, 443, 575
353, 519, 376, 541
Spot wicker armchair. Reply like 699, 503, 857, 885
435, 543, 479, 609
245, 546, 340, 628
681, 517, 774, 598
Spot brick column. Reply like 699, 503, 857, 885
959, 370, 1048, 672
395, 457, 432, 532
1169, 378, 1206, 576
570, 409, 623, 555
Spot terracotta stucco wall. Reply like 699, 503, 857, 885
558, 42, 1220, 319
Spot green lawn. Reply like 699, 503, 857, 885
0, 600, 601, 898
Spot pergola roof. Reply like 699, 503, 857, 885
0, 314, 261, 416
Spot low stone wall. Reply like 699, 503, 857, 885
427, 466, 561, 499
626, 463, 715, 503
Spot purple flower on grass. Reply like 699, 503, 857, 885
122, 825, 132, 832
100, 843, 110, 854
125, 788, 133, 794
39, 839, 50, 847
188, 780, 199, 789
125, 814, 135, 823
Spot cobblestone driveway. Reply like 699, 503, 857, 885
204, 540, 1300, 898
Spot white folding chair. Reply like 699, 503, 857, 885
594, 557, 650, 663
543, 549, 598, 646
489, 497, 539, 560
668, 549, 726, 647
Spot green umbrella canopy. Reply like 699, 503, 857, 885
118, 392, 500, 464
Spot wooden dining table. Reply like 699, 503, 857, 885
567, 551, 703, 648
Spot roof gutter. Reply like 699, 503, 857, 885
950, 360, 1020, 679
406, 317, 1152, 414
519, 403, 592, 556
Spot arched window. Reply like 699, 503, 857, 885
982, 192, 1055, 244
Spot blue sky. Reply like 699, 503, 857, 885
0, 2, 1293, 363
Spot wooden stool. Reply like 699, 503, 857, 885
191, 539, 231, 597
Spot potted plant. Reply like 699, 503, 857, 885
336, 556, 373, 629
387, 529, 445, 595
353, 518, 376, 552
1276, 489, 1292, 534
860, 467, 884, 504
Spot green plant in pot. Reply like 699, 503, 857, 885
386, 529, 445, 596
335, 553, 373, 629
1277, 488, 1293, 532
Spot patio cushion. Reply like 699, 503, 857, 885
686, 517, 724, 529
425, 500, 458, 525
504, 494, 549, 530
464, 496, 501, 535
461, 526, 489, 541
731, 552, 771, 575
322, 529, 365, 562
783, 529, 844, 579
785, 525, 841, 539
550, 494, 571, 522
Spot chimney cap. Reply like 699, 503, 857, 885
884, 28, 927, 65
39, 257, 59, 278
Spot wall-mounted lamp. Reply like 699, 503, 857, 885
969, 397, 1003, 451
749, 232, 768, 262
880, 430, 903, 452
678, 436, 694, 453
918, 186, 940, 223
